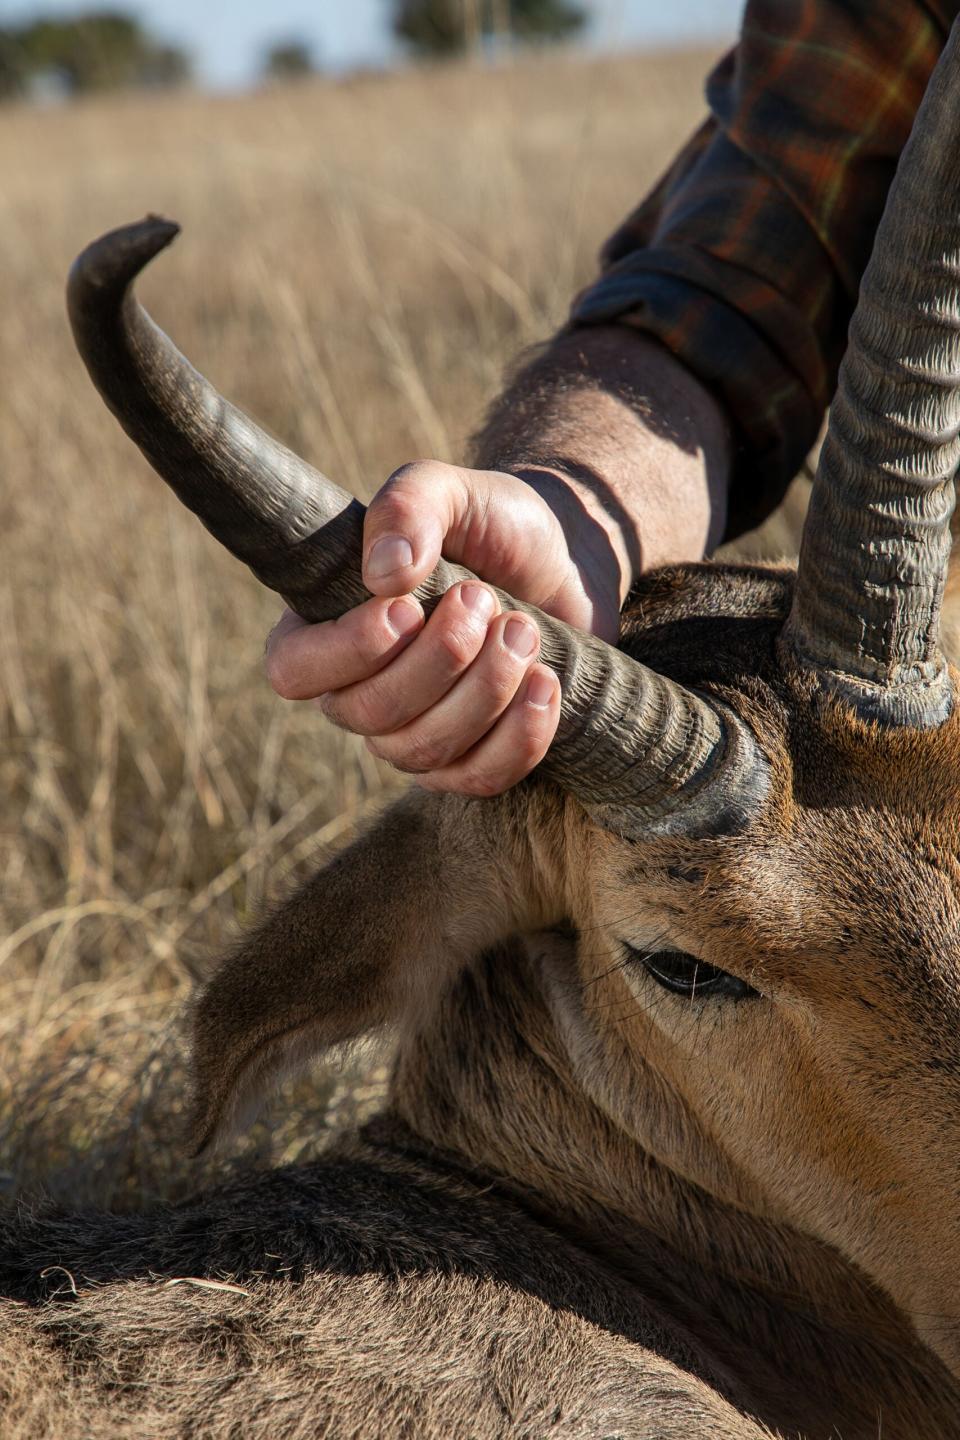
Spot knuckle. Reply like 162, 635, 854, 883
520, 730, 547, 767
397, 729, 453, 775
437, 619, 481, 669
376, 461, 436, 518
460, 769, 508, 799
370, 490, 416, 534
387, 459, 445, 491
316, 694, 348, 731
349, 664, 427, 736
350, 613, 393, 672
476, 656, 523, 707
319, 685, 380, 737
518, 708, 554, 762
342, 687, 388, 737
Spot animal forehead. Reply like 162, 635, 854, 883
618, 562, 791, 685
617, 561, 960, 965
703, 760, 960, 1007
788, 686, 960, 826
786, 800, 960, 935
738, 705, 960, 961
603, 739, 960, 985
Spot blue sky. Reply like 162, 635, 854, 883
0, 0, 744, 87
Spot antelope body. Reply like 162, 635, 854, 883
6, 22, 960, 1440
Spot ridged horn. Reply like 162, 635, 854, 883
784, 19, 960, 726
67, 217, 765, 832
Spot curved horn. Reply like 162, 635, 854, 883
67, 217, 764, 831
785, 20, 960, 726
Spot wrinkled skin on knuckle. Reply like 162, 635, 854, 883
350, 610, 397, 674
318, 679, 391, 737
509, 735, 547, 781
315, 691, 352, 731
390, 729, 457, 776
476, 653, 525, 707
338, 679, 400, 738
436, 616, 483, 669
458, 767, 511, 799
520, 720, 551, 765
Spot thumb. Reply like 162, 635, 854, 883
362, 460, 471, 596
362, 458, 618, 639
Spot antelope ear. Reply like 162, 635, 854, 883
188, 796, 436, 1154
187, 789, 558, 1154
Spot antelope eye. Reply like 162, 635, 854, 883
625, 947, 760, 1001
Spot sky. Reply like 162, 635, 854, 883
0, 0, 744, 88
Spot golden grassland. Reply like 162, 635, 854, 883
1, 48, 805, 1212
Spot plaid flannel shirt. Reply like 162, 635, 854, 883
571, 1, 958, 538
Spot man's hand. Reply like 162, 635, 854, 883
264, 328, 730, 797
265, 460, 622, 796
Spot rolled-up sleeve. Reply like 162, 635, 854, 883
572, 1, 955, 538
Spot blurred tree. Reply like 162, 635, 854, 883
262, 39, 317, 82
139, 43, 192, 89
392, 0, 586, 57
508, 0, 586, 43
4, 11, 191, 99
0, 30, 28, 100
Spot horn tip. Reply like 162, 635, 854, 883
67, 215, 181, 315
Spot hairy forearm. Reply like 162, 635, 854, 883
471, 325, 732, 603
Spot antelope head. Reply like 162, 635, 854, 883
68, 24, 960, 1379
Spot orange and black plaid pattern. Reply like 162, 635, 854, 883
571, 1, 956, 537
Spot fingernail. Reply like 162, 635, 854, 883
387, 597, 422, 637
504, 617, 538, 659
525, 671, 556, 708
367, 534, 414, 580
461, 583, 496, 620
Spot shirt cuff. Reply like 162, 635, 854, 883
570, 248, 826, 541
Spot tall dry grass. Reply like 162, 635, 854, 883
1, 48, 758, 1211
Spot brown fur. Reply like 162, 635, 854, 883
4, 560, 960, 1438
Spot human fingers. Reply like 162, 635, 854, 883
366, 611, 540, 773
413, 665, 561, 797
361, 460, 466, 595
265, 597, 424, 702
362, 459, 617, 641
318, 580, 501, 736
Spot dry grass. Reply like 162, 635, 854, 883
0, 47, 763, 1212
